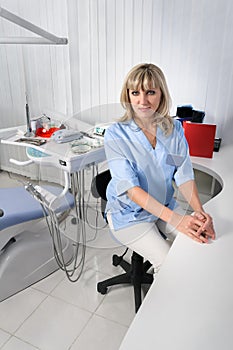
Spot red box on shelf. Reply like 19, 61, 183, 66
183, 121, 216, 158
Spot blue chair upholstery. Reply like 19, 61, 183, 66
0, 185, 74, 231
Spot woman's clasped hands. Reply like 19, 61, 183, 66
173, 211, 216, 244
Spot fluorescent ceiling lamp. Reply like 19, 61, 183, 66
0, 6, 68, 45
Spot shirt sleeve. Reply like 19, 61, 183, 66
104, 126, 140, 196
173, 121, 194, 187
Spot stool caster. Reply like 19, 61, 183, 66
112, 254, 122, 266
97, 282, 108, 295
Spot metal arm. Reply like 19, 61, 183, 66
0, 6, 68, 45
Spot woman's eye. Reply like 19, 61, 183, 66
147, 90, 156, 95
131, 91, 139, 96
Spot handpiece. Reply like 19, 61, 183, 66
24, 93, 34, 137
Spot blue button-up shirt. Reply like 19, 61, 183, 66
104, 119, 194, 230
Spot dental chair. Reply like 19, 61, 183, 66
0, 183, 74, 302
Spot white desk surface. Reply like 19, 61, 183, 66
1, 121, 106, 173
120, 143, 233, 350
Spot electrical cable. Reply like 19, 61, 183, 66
25, 176, 86, 283
84, 165, 108, 243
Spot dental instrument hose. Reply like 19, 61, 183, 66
25, 180, 86, 283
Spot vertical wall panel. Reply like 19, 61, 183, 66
132, 0, 143, 63
123, 0, 134, 73
97, 0, 107, 107
204, 0, 232, 132
141, 0, 153, 62
77, 0, 92, 111
89, 0, 100, 109
67, 0, 81, 116
106, 0, 116, 103
114, 0, 125, 100
150, 0, 163, 67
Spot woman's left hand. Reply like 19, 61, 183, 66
193, 211, 216, 241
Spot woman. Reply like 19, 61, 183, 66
104, 63, 215, 269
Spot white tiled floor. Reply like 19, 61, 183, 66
0, 171, 135, 350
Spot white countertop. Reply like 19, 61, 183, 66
120, 143, 233, 350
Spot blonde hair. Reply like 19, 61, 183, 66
119, 63, 173, 135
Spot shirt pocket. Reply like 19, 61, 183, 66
166, 154, 184, 167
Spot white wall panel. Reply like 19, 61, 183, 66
89, 0, 101, 109
106, 0, 116, 104
114, 0, 124, 101
77, 0, 92, 110
97, 0, 108, 107
123, 0, 134, 73
66, 0, 81, 116
132, 0, 143, 63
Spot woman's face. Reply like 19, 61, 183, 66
128, 87, 162, 120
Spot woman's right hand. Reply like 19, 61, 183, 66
193, 211, 215, 240
171, 213, 213, 244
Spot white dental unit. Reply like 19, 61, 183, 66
0, 120, 106, 302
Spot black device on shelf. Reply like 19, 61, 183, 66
176, 105, 205, 123
214, 138, 222, 152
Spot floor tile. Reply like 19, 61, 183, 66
70, 314, 128, 350
31, 269, 65, 294
0, 329, 11, 348
1, 336, 38, 350
15, 295, 91, 350
0, 288, 47, 333
86, 225, 119, 249
84, 245, 129, 276
96, 285, 136, 327
51, 268, 106, 313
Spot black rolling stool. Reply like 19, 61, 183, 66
91, 170, 154, 313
